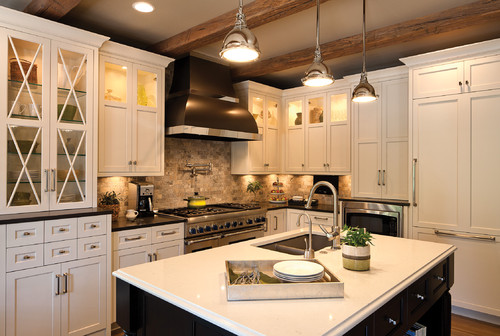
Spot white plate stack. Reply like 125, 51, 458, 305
273, 260, 324, 283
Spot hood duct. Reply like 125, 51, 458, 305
165, 56, 261, 141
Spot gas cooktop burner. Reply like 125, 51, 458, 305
158, 206, 239, 218
213, 203, 261, 210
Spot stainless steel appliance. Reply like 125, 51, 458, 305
342, 201, 403, 237
128, 182, 154, 217
158, 203, 266, 253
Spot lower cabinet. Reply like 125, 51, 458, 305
286, 209, 334, 231
264, 209, 286, 236
111, 223, 184, 322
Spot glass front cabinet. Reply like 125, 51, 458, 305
1, 28, 102, 213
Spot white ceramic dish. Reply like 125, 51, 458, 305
273, 260, 324, 277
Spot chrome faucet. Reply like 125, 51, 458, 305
297, 212, 314, 259
305, 181, 341, 250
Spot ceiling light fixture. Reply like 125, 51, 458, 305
132, 2, 154, 13
220, 0, 260, 63
301, 0, 334, 87
352, 0, 377, 103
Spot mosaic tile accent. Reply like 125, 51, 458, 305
97, 138, 352, 215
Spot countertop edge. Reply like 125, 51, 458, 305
0, 207, 112, 224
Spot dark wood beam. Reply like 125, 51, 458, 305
149, 0, 330, 58
232, 0, 500, 80
24, 0, 81, 20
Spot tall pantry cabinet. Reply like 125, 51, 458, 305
0, 7, 107, 214
402, 38, 500, 321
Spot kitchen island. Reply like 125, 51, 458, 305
113, 229, 455, 336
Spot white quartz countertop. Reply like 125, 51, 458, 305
113, 229, 456, 336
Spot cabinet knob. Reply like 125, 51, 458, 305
128, 161, 132, 165
436, 276, 445, 282
90, 224, 98, 228
23, 255, 33, 260
23, 232, 32, 236
459, 81, 463, 86
90, 245, 97, 249
465, 80, 469, 86
133, 161, 137, 165
301, 163, 305, 167
387, 318, 397, 326
416, 294, 425, 300
59, 250, 68, 254
59, 228, 67, 232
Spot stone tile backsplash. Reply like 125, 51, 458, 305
97, 138, 351, 215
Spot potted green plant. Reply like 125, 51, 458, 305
98, 191, 121, 221
342, 226, 373, 271
246, 181, 263, 203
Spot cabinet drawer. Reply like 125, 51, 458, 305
44, 239, 77, 265
78, 235, 107, 258
407, 277, 428, 318
7, 221, 44, 247
6, 244, 44, 272
374, 292, 405, 335
151, 223, 183, 244
78, 215, 107, 238
309, 212, 333, 225
113, 228, 151, 250
429, 259, 448, 297
45, 218, 77, 242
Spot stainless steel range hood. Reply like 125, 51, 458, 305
165, 56, 261, 141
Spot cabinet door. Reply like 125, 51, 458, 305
412, 95, 468, 231
265, 96, 280, 172
285, 98, 305, 172
248, 93, 265, 172
413, 227, 500, 317
286, 209, 307, 231
413, 62, 463, 99
50, 41, 94, 209
306, 94, 327, 171
6, 264, 61, 336
327, 90, 350, 173
61, 256, 106, 336
132, 64, 163, 174
2, 29, 51, 213
266, 210, 286, 236
153, 240, 183, 260
381, 79, 408, 200
465, 54, 500, 93
98, 56, 132, 174
353, 86, 382, 198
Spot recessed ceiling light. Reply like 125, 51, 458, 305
132, 2, 154, 13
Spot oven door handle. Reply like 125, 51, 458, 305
222, 227, 264, 238
185, 235, 222, 246
345, 209, 400, 218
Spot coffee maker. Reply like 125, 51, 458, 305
128, 182, 154, 217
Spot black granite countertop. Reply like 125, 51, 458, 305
112, 214, 185, 232
0, 207, 113, 225
339, 197, 410, 206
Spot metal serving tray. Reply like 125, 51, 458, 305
225, 259, 344, 301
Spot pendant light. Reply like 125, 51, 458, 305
220, 0, 260, 63
352, 0, 377, 102
301, 0, 334, 87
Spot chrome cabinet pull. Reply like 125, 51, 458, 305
160, 231, 176, 236
412, 158, 417, 206
416, 294, 425, 300
222, 227, 264, 238
148, 253, 153, 262
313, 216, 329, 221
377, 170, 381, 185
62, 273, 68, 294
387, 318, 397, 326
153, 252, 158, 261
264, 220, 268, 232
51, 169, 56, 191
435, 275, 445, 282
44, 169, 49, 192
382, 170, 386, 186
185, 235, 222, 245
55, 274, 62, 295
434, 229, 495, 242
274, 216, 278, 231
124, 236, 143, 242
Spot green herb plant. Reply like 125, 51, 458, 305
246, 181, 263, 201
98, 191, 121, 205
342, 226, 374, 247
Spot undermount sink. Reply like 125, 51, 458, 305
258, 234, 332, 255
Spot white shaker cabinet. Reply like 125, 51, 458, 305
0, 9, 108, 213
351, 68, 409, 200
231, 81, 281, 174
98, 41, 172, 176
265, 209, 286, 236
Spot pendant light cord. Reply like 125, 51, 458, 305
235, 0, 246, 28
362, 0, 367, 76
314, 0, 322, 62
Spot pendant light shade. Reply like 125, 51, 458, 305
352, 0, 377, 102
302, 0, 333, 87
220, 0, 260, 63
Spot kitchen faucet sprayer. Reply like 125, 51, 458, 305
305, 181, 341, 250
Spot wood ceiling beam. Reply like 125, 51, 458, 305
232, 0, 500, 80
149, 0, 330, 58
24, 0, 81, 20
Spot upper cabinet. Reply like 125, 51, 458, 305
231, 81, 282, 174
0, 8, 108, 213
98, 42, 172, 176
351, 67, 409, 200
283, 84, 351, 175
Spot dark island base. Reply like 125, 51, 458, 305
116, 255, 454, 336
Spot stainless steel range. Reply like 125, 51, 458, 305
158, 203, 266, 253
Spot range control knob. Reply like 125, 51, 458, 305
225, 222, 231, 228
238, 221, 243, 226
219, 224, 224, 230
255, 217, 261, 223
232, 221, 238, 227
204, 225, 211, 232
212, 224, 219, 231
246, 219, 253, 225
197, 227, 204, 233
260, 216, 267, 222
188, 228, 196, 235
